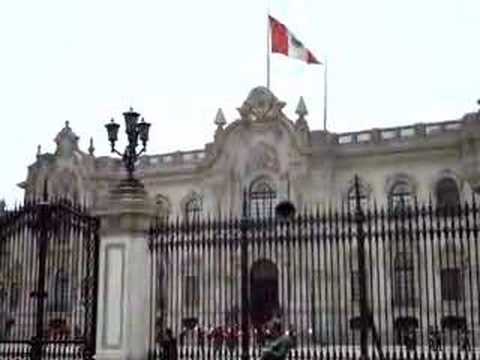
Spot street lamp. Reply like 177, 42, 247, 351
274, 200, 296, 222
275, 176, 296, 222
105, 107, 151, 181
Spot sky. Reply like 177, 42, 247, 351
0, 0, 479, 207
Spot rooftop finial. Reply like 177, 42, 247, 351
36, 144, 41, 159
88, 137, 95, 156
65, 120, 70, 128
295, 96, 308, 118
214, 108, 227, 127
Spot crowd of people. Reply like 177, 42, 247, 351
157, 320, 295, 360
428, 326, 471, 352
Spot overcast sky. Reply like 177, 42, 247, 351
1, 0, 479, 206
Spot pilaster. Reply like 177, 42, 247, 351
94, 179, 154, 360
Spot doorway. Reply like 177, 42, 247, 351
250, 259, 279, 326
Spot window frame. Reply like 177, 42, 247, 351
347, 185, 368, 212
435, 178, 460, 211
183, 274, 199, 309
389, 181, 413, 214
249, 178, 277, 218
393, 252, 415, 307
441, 268, 464, 301
155, 196, 171, 222
184, 195, 202, 222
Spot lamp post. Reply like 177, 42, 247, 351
105, 107, 151, 183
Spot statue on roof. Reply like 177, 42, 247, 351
54, 121, 80, 158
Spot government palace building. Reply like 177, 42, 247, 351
11, 86, 480, 350
19, 86, 480, 213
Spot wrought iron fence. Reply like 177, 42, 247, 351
0, 196, 99, 360
149, 185, 480, 360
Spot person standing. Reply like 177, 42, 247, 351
261, 321, 294, 360
161, 328, 178, 360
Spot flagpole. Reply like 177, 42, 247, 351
323, 57, 328, 131
266, 11, 271, 89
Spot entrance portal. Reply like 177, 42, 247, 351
250, 259, 279, 326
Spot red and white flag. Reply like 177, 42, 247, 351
269, 16, 321, 65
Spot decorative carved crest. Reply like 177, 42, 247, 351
246, 142, 280, 174
237, 86, 286, 122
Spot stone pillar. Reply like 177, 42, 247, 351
94, 178, 154, 360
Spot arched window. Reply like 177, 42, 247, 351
185, 195, 202, 222
347, 184, 369, 211
393, 252, 415, 306
440, 247, 465, 301
435, 178, 460, 210
156, 259, 166, 312
155, 196, 171, 221
183, 275, 198, 310
54, 170, 80, 203
249, 178, 276, 218
389, 181, 413, 213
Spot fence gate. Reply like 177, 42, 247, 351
149, 187, 480, 360
0, 197, 99, 359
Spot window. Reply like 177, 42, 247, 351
389, 181, 413, 213
347, 185, 368, 211
9, 282, 20, 310
183, 275, 198, 309
249, 178, 276, 218
441, 268, 464, 301
156, 263, 166, 311
185, 195, 202, 222
51, 270, 71, 312
393, 252, 415, 306
350, 270, 370, 302
155, 196, 170, 221
80, 277, 91, 305
351, 271, 360, 301
436, 178, 460, 210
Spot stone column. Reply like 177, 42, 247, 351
94, 178, 154, 360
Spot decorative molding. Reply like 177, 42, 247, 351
101, 243, 126, 350
246, 142, 280, 175
384, 172, 418, 196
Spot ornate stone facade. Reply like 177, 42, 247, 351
14, 87, 480, 352
19, 86, 480, 215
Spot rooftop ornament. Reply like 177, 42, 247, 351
105, 107, 151, 183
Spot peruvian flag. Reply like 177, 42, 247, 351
269, 16, 321, 65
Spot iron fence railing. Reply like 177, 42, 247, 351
149, 183, 480, 360
0, 195, 99, 360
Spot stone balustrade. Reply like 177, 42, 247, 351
143, 149, 206, 166
95, 119, 467, 173
95, 150, 207, 173
333, 120, 462, 145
